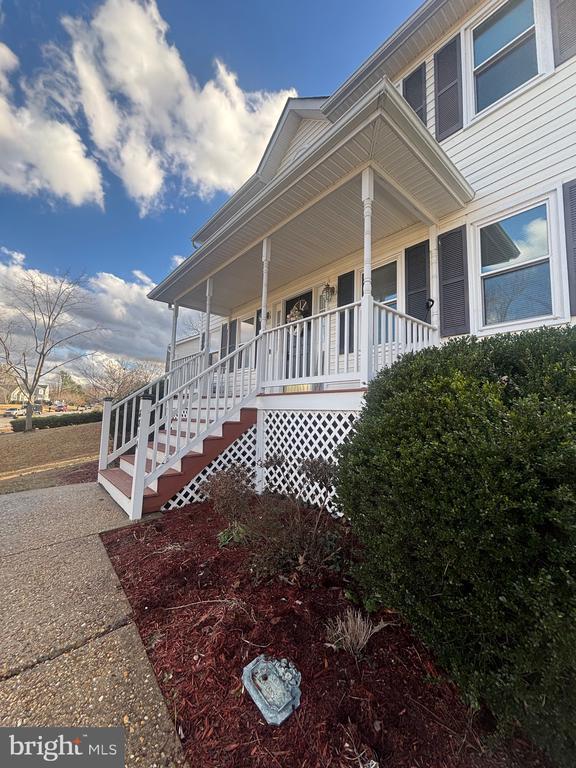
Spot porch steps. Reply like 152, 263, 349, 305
98, 407, 257, 515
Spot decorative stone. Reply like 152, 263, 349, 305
242, 655, 302, 725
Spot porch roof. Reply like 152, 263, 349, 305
149, 77, 474, 315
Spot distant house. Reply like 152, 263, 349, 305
10, 384, 50, 404
99, 0, 576, 519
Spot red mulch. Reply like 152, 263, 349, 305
101, 504, 550, 768
60, 459, 99, 485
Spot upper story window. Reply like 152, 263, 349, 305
402, 64, 427, 124
473, 0, 538, 112
480, 203, 552, 325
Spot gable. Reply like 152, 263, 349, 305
274, 118, 330, 178
256, 97, 329, 182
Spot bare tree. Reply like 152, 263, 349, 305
0, 364, 16, 404
180, 310, 204, 340
81, 357, 163, 402
0, 271, 97, 431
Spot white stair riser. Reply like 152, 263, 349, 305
120, 456, 182, 479
145, 442, 206, 462
167, 406, 228, 419
98, 472, 131, 513
160, 422, 230, 447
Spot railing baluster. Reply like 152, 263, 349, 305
344, 307, 350, 373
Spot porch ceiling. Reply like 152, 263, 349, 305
150, 78, 474, 314
187, 174, 419, 315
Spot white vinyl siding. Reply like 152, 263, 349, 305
441, 54, 576, 201
275, 119, 329, 176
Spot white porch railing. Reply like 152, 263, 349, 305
169, 350, 204, 389
372, 300, 436, 371
260, 301, 361, 387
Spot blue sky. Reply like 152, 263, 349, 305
0, 0, 421, 359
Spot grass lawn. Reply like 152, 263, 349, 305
0, 422, 101, 493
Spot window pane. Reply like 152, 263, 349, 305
239, 317, 255, 344
372, 262, 397, 304
474, 0, 534, 66
475, 32, 537, 111
483, 261, 552, 325
481, 204, 548, 273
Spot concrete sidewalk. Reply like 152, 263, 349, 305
0, 483, 187, 767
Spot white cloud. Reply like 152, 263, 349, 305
0, 245, 26, 266
0, 247, 195, 362
62, 0, 296, 213
0, 43, 104, 207
171, 254, 185, 268
516, 217, 549, 262
2, 0, 296, 214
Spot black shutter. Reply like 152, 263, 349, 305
403, 63, 427, 124
551, 0, 576, 66
434, 35, 463, 141
228, 319, 237, 354
438, 226, 469, 336
405, 240, 430, 322
563, 179, 576, 315
220, 323, 228, 358
338, 271, 355, 354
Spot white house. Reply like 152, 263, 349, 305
10, 384, 50, 404
98, 0, 576, 519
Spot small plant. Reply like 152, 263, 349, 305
201, 464, 253, 523
217, 520, 249, 548
325, 607, 388, 659
247, 498, 347, 584
299, 456, 336, 511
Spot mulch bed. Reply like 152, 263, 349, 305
101, 504, 550, 768
60, 459, 99, 485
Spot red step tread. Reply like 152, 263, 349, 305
99, 468, 159, 499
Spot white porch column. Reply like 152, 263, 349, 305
428, 225, 441, 342
360, 167, 374, 386
260, 237, 271, 333
170, 302, 179, 368
203, 278, 213, 369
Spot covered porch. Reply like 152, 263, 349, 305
151, 78, 474, 391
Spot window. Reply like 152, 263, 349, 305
480, 203, 553, 325
403, 63, 427, 124
372, 262, 397, 308
238, 316, 255, 367
473, 0, 538, 112
372, 262, 397, 344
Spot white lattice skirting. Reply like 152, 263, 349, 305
162, 409, 358, 513
162, 425, 258, 510
261, 409, 357, 513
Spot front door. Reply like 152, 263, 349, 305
284, 290, 313, 378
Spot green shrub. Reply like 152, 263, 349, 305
217, 521, 249, 548
10, 410, 102, 432
336, 326, 576, 766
